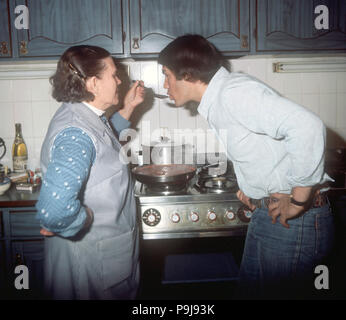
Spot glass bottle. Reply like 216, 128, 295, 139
12, 123, 28, 173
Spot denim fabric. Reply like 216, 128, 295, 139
236, 203, 334, 299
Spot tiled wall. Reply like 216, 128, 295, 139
0, 55, 346, 170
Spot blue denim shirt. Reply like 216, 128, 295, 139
198, 67, 332, 199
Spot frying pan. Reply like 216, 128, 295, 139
132, 164, 196, 186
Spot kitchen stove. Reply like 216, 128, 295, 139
134, 170, 252, 240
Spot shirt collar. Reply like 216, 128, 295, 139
82, 101, 105, 117
197, 66, 230, 119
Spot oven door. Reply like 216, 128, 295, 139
137, 235, 246, 299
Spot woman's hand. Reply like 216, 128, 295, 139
120, 80, 145, 120
236, 190, 256, 211
268, 193, 305, 228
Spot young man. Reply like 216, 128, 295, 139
158, 34, 334, 299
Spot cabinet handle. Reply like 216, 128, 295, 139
1, 42, 8, 55
19, 41, 28, 55
15, 253, 24, 266
132, 38, 140, 49
241, 35, 248, 49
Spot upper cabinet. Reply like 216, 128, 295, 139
128, 0, 250, 55
0, 0, 12, 58
1, 0, 346, 60
256, 0, 346, 52
13, 0, 124, 58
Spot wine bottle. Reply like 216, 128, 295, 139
12, 123, 28, 173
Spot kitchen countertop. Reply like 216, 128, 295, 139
0, 185, 40, 207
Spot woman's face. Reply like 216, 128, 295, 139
92, 57, 121, 110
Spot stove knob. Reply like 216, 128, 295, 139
225, 210, 236, 221
171, 212, 180, 223
142, 208, 161, 226
207, 210, 217, 222
237, 206, 253, 223
190, 211, 199, 222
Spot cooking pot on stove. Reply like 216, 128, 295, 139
132, 164, 196, 187
142, 137, 194, 165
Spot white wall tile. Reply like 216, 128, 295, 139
319, 94, 337, 128
284, 93, 302, 105
301, 73, 320, 94
245, 59, 267, 83
319, 73, 337, 94
336, 93, 346, 128
1, 56, 346, 170
0, 102, 14, 138
31, 79, 52, 101
12, 79, 31, 101
282, 73, 302, 94
0, 80, 13, 102
13, 102, 33, 138
49, 99, 61, 118
301, 94, 320, 116
230, 59, 249, 73
336, 73, 346, 93
177, 105, 196, 130
32, 101, 51, 138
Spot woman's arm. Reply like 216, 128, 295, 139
35, 127, 96, 237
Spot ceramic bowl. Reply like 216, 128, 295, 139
0, 177, 11, 195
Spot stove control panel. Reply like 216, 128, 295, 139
139, 200, 250, 238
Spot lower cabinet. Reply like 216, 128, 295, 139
0, 207, 45, 299
0, 241, 5, 297
9, 240, 45, 299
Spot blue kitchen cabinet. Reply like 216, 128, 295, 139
13, 0, 124, 58
256, 0, 346, 52
0, 0, 12, 58
0, 206, 44, 299
128, 0, 251, 55
9, 240, 44, 298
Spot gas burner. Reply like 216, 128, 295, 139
145, 184, 188, 196
195, 177, 238, 194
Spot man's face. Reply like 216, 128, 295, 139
162, 66, 192, 107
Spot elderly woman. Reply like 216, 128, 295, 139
35, 45, 145, 299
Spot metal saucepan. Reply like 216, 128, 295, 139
132, 164, 196, 186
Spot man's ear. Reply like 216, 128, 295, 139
183, 72, 193, 82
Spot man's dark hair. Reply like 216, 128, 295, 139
158, 34, 224, 84
50, 45, 110, 103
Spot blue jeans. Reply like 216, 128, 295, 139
236, 203, 335, 299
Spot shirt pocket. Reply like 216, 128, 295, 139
97, 229, 135, 290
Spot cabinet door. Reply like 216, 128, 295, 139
0, 0, 12, 57
129, 0, 250, 55
9, 210, 41, 237
10, 240, 44, 298
256, 0, 346, 52
14, 0, 124, 57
